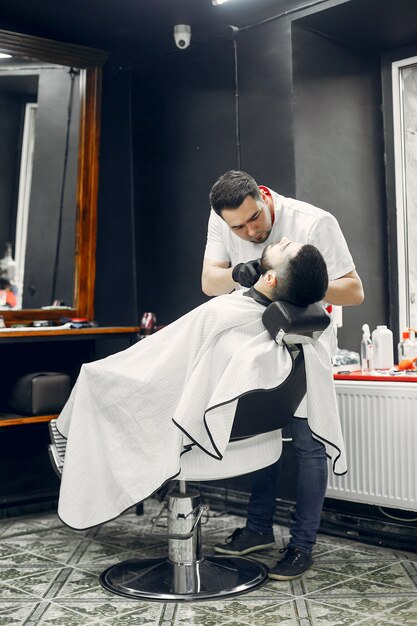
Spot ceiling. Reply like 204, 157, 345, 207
1, 0, 417, 65
0, 0, 297, 64
298, 0, 417, 53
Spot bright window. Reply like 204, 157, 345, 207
392, 56, 417, 332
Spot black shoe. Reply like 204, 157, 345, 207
213, 527, 275, 556
268, 546, 313, 580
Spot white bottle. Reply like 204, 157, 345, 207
372, 325, 394, 370
0, 242, 16, 281
361, 323, 373, 372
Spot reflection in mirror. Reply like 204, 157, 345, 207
393, 55, 417, 332
0, 56, 81, 310
0, 29, 107, 327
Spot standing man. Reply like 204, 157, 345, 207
202, 170, 364, 581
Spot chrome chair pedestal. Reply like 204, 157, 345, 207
99, 489, 268, 601
100, 555, 267, 601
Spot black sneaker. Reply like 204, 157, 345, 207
268, 546, 313, 580
213, 527, 275, 556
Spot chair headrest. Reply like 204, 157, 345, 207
262, 301, 330, 340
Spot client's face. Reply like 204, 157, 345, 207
261, 238, 303, 272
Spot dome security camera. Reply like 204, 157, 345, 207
174, 24, 191, 49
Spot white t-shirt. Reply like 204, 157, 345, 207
204, 189, 355, 281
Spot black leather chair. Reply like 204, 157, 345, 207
49, 301, 329, 602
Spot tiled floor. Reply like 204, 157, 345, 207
0, 499, 416, 625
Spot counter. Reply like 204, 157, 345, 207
334, 369, 417, 383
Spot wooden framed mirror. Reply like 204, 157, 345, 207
0, 29, 107, 327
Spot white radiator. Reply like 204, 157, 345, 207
326, 381, 417, 511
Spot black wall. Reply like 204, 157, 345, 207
131, 9, 385, 353
132, 39, 237, 322
130, 1, 415, 351
94, 64, 138, 327
132, 18, 299, 325
292, 24, 388, 349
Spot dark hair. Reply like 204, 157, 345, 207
209, 170, 261, 216
261, 244, 328, 306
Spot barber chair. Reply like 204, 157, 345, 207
48, 301, 329, 602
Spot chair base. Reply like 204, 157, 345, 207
99, 554, 268, 601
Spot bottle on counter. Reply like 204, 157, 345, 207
360, 323, 373, 372
372, 325, 394, 370
0, 242, 16, 281
398, 330, 414, 362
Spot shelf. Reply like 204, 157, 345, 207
0, 326, 140, 343
0, 414, 58, 427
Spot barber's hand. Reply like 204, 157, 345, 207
232, 259, 261, 287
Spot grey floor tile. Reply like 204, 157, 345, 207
314, 542, 399, 562
48, 567, 105, 599
0, 502, 416, 626
235, 580, 295, 600
0, 531, 86, 565
22, 600, 96, 626
6, 567, 66, 599
307, 595, 417, 624
72, 558, 136, 577
0, 550, 62, 569
0, 515, 61, 539
0, 563, 59, 586
296, 597, 362, 626
351, 621, 405, 626
175, 598, 294, 626
97, 602, 165, 625
0, 583, 41, 601
350, 596, 417, 625
53, 597, 162, 623
0, 600, 39, 625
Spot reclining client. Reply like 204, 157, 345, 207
56, 238, 346, 548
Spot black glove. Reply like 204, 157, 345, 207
232, 259, 261, 287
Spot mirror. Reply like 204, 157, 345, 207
0, 29, 107, 326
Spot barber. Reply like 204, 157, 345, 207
201, 170, 364, 581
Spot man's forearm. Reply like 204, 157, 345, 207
324, 273, 364, 306
202, 266, 236, 296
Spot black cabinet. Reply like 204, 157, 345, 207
0, 327, 139, 518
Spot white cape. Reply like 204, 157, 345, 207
57, 291, 345, 529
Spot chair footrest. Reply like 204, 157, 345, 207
48, 419, 67, 477
100, 554, 267, 600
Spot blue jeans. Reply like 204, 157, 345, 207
246, 417, 328, 554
